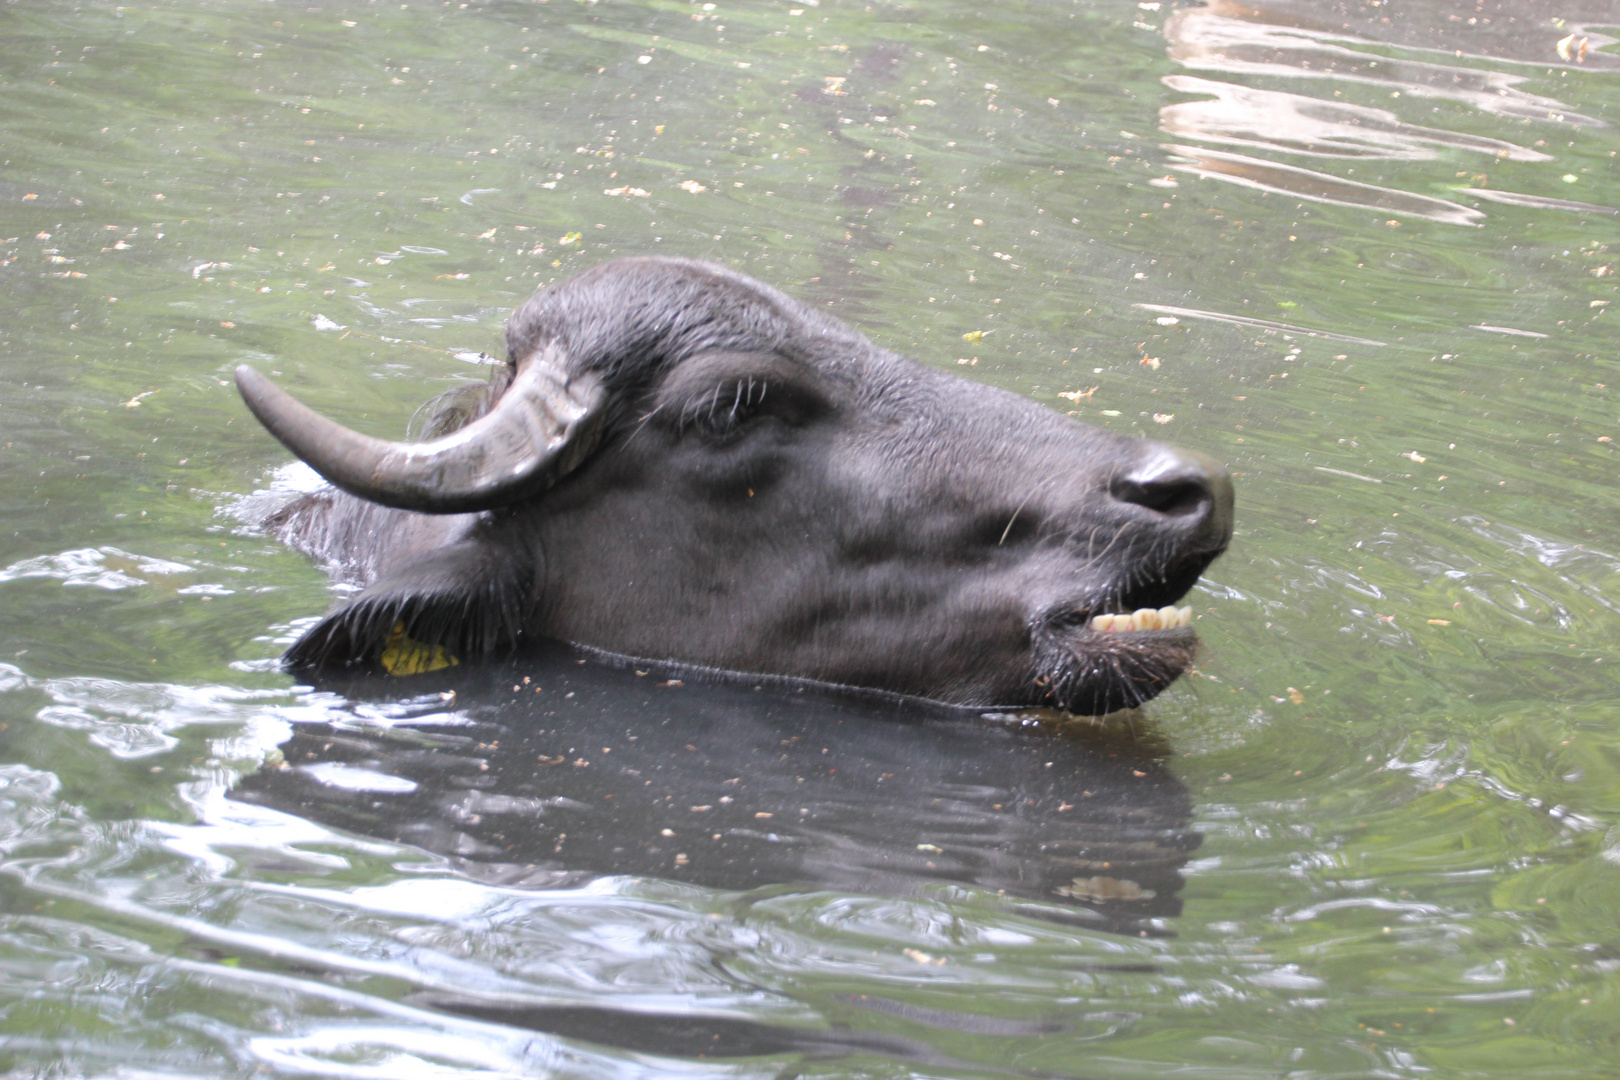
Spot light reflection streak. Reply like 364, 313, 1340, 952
1381, 742, 1601, 834
1462, 186, 1619, 215
1156, 1, 1604, 228
1164, 143, 1487, 226
4, 913, 575, 1077
1162, 75, 1553, 162
1163, 3, 1602, 127
1469, 324, 1548, 338
1132, 302, 1387, 344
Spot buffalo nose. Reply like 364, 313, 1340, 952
1111, 445, 1234, 549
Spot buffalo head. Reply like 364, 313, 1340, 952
238, 256, 1233, 714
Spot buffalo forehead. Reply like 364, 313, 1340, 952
505, 257, 862, 384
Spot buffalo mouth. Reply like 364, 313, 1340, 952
1087, 605, 1192, 634
1032, 602, 1202, 716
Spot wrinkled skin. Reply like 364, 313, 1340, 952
255, 257, 1234, 714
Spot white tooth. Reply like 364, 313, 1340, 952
1179, 605, 1192, 626
1091, 613, 1115, 632
1133, 607, 1160, 631
1159, 605, 1179, 628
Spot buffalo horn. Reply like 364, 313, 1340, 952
235, 347, 606, 514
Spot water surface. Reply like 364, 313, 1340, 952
2, 1, 1618, 1076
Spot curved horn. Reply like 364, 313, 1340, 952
236, 347, 606, 514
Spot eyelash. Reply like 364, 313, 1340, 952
680, 378, 770, 437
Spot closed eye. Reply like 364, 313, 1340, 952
679, 377, 771, 439
653, 350, 833, 443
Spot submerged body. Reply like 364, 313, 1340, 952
241, 257, 1233, 714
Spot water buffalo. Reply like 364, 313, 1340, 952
237, 256, 1233, 714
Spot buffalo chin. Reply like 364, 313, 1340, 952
1033, 625, 1200, 716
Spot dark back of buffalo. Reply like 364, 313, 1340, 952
238, 257, 1233, 714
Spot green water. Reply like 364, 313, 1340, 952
2, 0, 1618, 1076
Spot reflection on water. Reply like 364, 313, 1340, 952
231, 657, 1190, 1062
1161, 74, 1554, 162
1464, 185, 1619, 215
1164, 142, 1488, 226
234, 653, 1198, 937
1159, 0, 1616, 224
1131, 302, 1386, 344
1164, 0, 1605, 122
0, 654, 1196, 1075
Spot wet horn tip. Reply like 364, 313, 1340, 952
234, 364, 285, 422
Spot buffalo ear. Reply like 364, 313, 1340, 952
284, 542, 528, 672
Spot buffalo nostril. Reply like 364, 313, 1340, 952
1112, 447, 1234, 540
1119, 476, 1206, 516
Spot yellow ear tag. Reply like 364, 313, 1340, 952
380, 622, 459, 676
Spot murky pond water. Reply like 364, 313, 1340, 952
3, 0, 1619, 1075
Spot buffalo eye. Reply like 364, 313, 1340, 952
654, 351, 831, 447
679, 377, 771, 443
